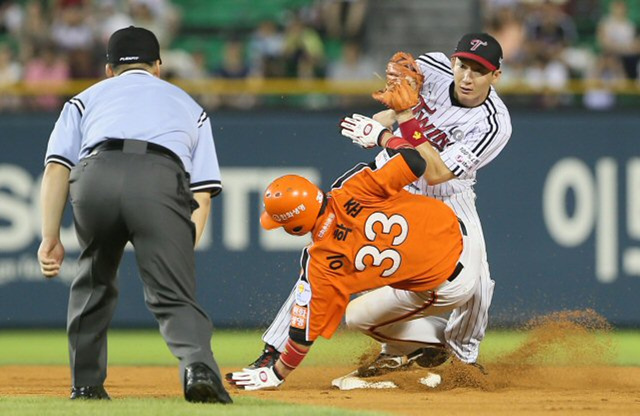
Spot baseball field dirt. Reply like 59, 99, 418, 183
1, 364, 639, 415
3, 311, 638, 415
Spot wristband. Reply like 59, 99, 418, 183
399, 117, 429, 147
279, 338, 309, 371
385, 136, 412, 149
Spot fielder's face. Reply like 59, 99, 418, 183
451, 57, 501, 108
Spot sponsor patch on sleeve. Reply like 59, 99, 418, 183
290, 305, 308, 330
294, 280, 312, 306
451, 144, 481, 172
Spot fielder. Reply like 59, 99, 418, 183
251, 32, 512, 374
227, 132, 481, 390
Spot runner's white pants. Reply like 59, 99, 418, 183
344, 224, 480, 357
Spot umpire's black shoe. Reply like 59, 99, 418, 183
184, 362, 233, 404
70, 385, 111, 400
246, 343, 280, 369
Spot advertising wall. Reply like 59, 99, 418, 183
1, 110, 639, 327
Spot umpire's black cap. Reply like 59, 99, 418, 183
452, 33, 502, 71
106, 26, 161, 65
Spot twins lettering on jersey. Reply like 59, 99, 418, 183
413, 96, 453, 152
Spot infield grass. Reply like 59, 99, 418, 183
0, 328, 638, 366
0, 397, 388, 416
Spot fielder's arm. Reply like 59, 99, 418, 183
372, 109, 397, 128
38, 163, 70, 278
191, 191, 211, 247
340, 111, 452, 184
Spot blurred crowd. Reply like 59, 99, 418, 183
0, 0, 181, 110
0, 0, 376, 111
1, 0, 639, 111
483, 0, 640, 109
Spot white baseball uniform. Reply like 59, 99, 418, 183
262, 52, 512, 364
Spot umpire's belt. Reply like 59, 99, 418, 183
447, 218, 468, 282
91, 139, 185, 171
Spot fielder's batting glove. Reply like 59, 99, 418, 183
225, 366, 284, 391
340, 113, 390, 148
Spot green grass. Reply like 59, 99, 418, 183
0, 329, 375, 366
0, 397, 387, 416
1, 328, 638, 367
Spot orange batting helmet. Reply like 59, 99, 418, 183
260, 175, 324, 235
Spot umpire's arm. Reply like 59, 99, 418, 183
191, 192, 211, 247
38, 163, 70, 278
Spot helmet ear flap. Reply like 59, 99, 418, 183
261, 175, 324, 235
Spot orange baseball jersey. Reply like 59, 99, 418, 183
291, 152, 463, 342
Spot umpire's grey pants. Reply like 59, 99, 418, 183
67, 148, 220, 387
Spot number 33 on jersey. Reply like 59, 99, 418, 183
289, 152, 465, 343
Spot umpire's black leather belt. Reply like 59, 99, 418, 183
447, 218, 468, 282
92, 139, 185, 171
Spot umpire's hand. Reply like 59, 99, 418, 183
38, 237, 65, 278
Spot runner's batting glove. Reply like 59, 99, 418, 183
340, 113, 390, 148
372, 78, 420, 112
225, 366, 284, 391
385, 51, 424, 92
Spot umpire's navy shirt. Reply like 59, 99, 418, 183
45, 69, 222, 196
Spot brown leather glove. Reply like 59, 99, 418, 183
372, 78, 420, 112
385, 52, 424, 92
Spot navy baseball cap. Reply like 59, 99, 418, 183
106, 26, 161, 65
452, 33, 502, 71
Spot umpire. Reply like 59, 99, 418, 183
37, 26, 231, 404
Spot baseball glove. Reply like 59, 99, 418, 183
386, 51, 424, 92
372, 78, 420, 112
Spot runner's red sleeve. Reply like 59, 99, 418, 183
385, 136, 413, 149
279, 338, 309, 371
